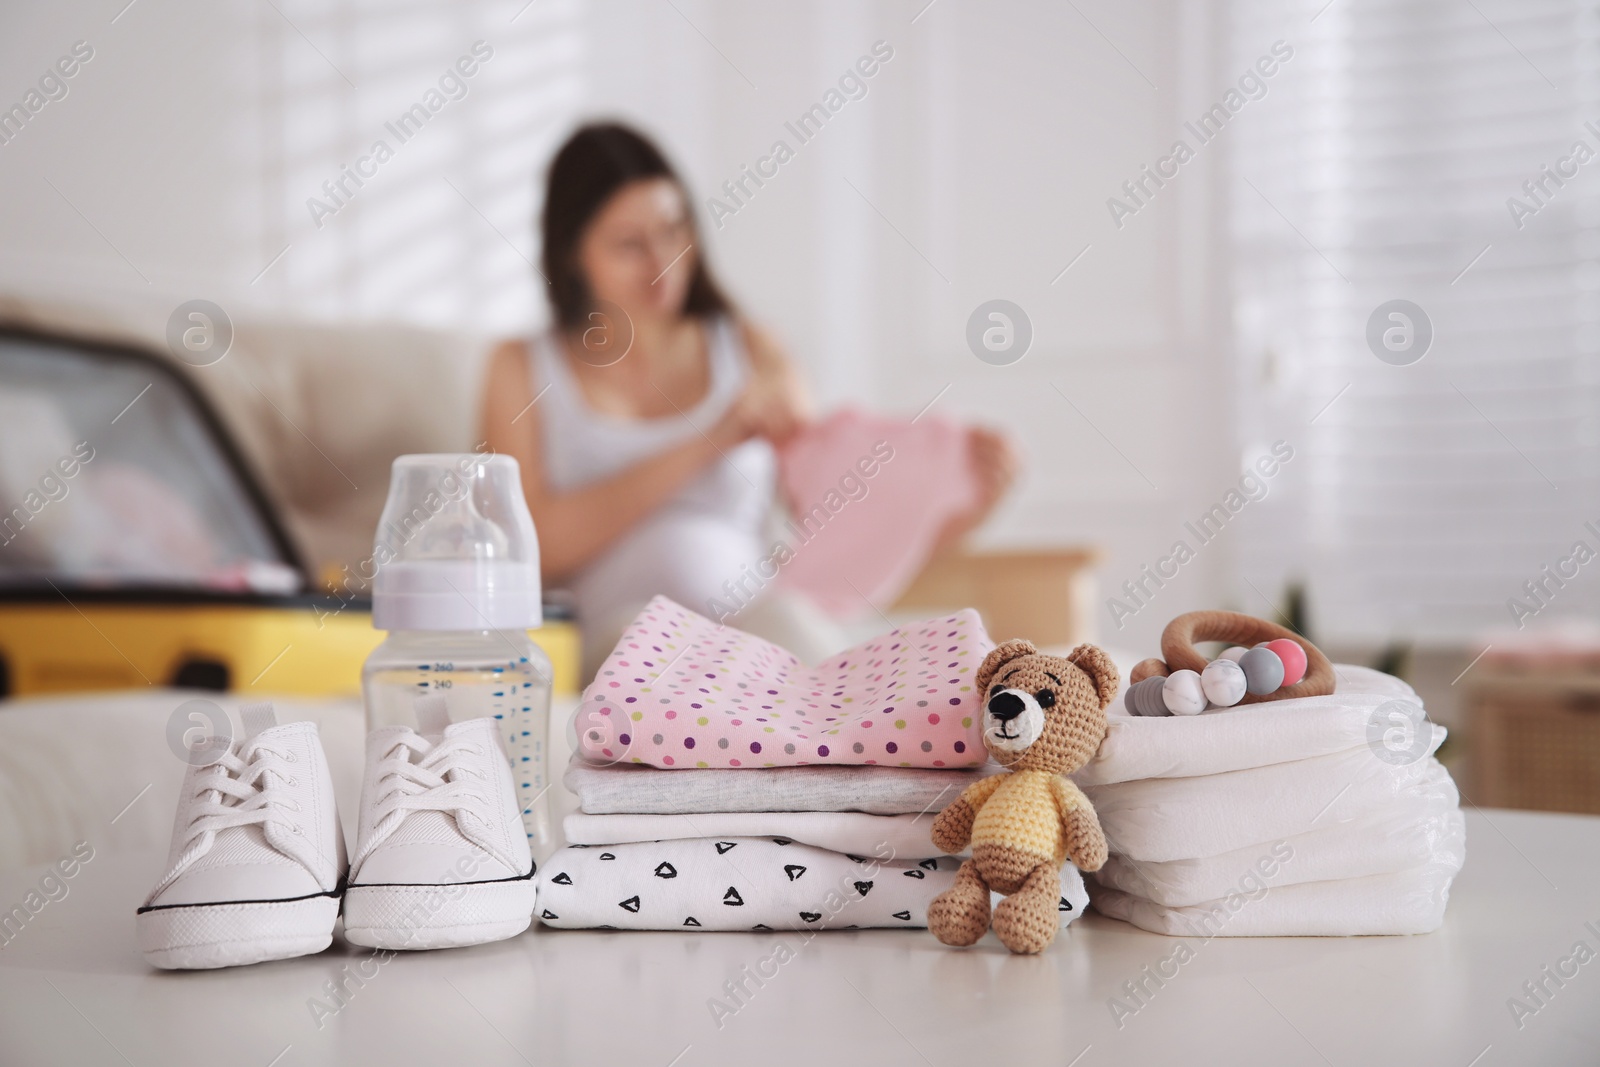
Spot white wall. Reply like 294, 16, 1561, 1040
0, 0, 578, 325
0, 0, 1253, 653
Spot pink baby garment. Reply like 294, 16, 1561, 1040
772, 408, 980, 617
576, 595, 990, 770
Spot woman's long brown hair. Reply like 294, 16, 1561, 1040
540, 121, 733, 329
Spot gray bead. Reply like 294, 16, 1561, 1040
1126, 677, 1151, 715
1130, 676, 1170, 717
1142, 677, 1173, 716
1239, 647, 1286, 695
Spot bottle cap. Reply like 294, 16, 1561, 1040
371, 453, 542, 632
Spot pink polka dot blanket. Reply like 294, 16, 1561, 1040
575, 595, 992, 770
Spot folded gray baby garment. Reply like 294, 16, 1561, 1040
563, 756, 999, 815
564, 811, 945, 859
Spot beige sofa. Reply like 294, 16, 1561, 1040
0, 292, 493, 586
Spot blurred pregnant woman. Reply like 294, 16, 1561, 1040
481, 123, 1013, 676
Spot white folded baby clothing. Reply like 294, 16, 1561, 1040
555, 751, 1002, 935
536, 837, 1088, 932
1077, 664, 1423, 787
1093, 802, 1466, 907
563, 811, 943, 860
563, 755, 995, 816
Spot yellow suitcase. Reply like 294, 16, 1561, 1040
0, 325, 580, 699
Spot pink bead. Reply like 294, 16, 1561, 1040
1265, 638, 1307, 686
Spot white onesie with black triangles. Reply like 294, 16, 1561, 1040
535, 837, 1090, 932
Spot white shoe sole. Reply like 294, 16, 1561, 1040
137, 894, 340, 970
342, 875, 536, 950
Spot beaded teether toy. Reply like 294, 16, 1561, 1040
1123, 610, 1334, 717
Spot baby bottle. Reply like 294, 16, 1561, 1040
362, 453, 553, 852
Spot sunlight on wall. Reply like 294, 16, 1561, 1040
259, 0, 581, 331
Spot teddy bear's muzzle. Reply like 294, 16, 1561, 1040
988, 691, 1025, 723
984, 689, 1046, 751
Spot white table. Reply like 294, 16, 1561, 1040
1, 808, 1596, 1066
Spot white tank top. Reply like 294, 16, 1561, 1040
531, 316, 776, 638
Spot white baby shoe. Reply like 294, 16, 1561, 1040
343, 707, 536, 950
137, 704, 346, 970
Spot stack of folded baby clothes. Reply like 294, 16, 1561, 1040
1078, 664, 1465, 936
536, 596, 1092, 932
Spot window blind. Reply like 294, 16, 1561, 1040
1226, 0, 1600, 644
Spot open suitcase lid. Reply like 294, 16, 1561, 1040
0, 325, 309, 602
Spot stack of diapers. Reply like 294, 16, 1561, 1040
538, 596, 1092, 932
1077, 664, 1465, 937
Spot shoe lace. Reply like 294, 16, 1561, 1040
370, 731, 492, 829
151, 739, 303, 896
182, 741, 302, 846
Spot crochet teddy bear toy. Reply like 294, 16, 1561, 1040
926, 639, 1116, 954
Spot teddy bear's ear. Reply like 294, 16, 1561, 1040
976, 638, 1038, 695
1067, 643, 1120, 711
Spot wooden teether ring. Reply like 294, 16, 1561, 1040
1128, 610, 1335, 705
